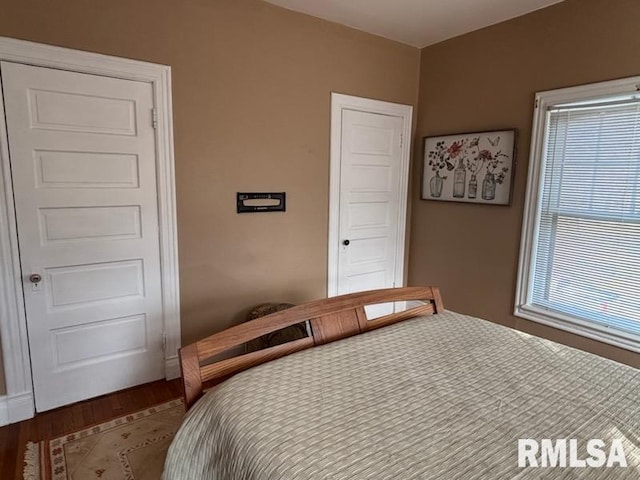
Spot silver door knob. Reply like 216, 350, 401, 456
29, 274, 42, 284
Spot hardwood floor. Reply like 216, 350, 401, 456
0, 378, 183, 479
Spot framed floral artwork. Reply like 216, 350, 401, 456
421, 129, 516, 205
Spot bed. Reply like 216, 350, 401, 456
163, 287, 640, 479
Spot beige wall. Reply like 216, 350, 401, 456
0, 0, 420, 394
2, 0, 639, 400
409, 0, 640, 368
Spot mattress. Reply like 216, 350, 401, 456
163, 310, 640, 479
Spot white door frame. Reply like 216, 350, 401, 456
328, 93, 413, 297
0, 37, 181, 424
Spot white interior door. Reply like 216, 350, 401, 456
1, 61, 165, 411
337, 108, 406, 318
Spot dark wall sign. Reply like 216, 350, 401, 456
237, 192, 286, 213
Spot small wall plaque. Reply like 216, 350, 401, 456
237, 192, 286, 213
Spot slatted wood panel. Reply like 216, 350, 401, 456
180, 286, 444, 409
311, 310, 361, 345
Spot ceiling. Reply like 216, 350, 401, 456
263, 0, 565, 48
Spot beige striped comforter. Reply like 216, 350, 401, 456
163, 311, 640, 479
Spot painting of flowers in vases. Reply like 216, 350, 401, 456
422, 129, 516, 205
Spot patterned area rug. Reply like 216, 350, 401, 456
24, 399, 184, 480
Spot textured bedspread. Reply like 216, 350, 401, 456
163, 311, 640, 479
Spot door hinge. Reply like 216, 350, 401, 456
162, 332, 167, 351
400, 133, 404, 149
535, 98, 540, 109
152, 108, 158, 129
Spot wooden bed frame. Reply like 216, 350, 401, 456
179, 286, 444, 409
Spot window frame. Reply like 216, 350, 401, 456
515, 76, 640, 354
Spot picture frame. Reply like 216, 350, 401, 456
421, 129, 516, 205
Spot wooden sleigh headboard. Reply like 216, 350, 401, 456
179, 286, 444, 409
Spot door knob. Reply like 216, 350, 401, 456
342, 240, 350, 246
29, 273, 42, 284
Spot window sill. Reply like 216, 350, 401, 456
514, 304, 640, 354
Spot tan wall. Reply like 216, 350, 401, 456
2, 0, 638, 400
409, 0, 640, 368
0, 0, 420, 394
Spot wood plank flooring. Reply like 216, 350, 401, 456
0, 379, 183, 479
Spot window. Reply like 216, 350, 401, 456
516, 77, 640, 352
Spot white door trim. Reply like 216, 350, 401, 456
328, 93, 413, 297
0, 37, 181, 423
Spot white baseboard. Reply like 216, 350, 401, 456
8, 391, 34, 423
0, 391, 34, 426
165, 355, 180, 380
0, 395, 7, 426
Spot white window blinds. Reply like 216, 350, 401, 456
530, 98, 640, 337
